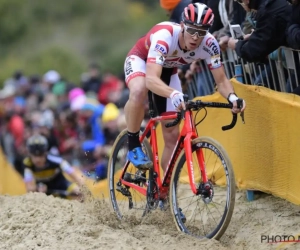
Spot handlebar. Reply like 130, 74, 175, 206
165, 111, 182, 128
165, 95, 245, 131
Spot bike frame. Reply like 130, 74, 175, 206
120, 110, 207, 200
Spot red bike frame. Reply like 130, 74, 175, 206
119, 110, 207, 200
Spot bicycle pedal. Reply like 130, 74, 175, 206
123, 171, 146, 185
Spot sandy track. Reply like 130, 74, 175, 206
0, 191, 299, 250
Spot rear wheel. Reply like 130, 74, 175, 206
169, 136, 236, 240
107, 129, 153, 219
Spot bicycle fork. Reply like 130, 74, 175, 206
185, 136, 213, 200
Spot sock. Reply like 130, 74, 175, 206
127, 131, 141, 151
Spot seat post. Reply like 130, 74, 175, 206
148, 91, 156, 118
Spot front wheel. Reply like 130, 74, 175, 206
169, 136, 236, 240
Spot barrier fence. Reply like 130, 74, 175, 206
185, 46, 300, 203
186, 46, 300, 98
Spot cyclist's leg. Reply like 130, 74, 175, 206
151, 70, 185, 219
160, 122, 179, 172
124, 55, 153, 169
154, 71, 181, 172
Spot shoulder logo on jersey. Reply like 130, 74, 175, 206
205, 37, 220, 56
155, 44, 167, 55
154, 40, 168, 56
211, 54, 221, 68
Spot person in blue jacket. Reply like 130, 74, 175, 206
80, 98, 107, 180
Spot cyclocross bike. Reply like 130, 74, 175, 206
108, 92, 244, 240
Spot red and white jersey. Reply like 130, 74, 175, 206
127, 21, 222, 70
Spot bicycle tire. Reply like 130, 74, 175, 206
169, 136, 236, 240
107, 129, 153, 219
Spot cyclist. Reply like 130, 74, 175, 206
124, 3, 246, 171
23, 134, 84, 198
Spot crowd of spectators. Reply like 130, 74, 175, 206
0, 63, 137, 182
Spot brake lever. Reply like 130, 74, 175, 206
240, 111, 245, 124
181, 108, 185, 119
236, 98, 245, 124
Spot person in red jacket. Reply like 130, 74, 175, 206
97, 74, 123, 105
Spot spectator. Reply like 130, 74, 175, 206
79, 97, 108, 181
52, 80, 70, 112
286, 0, 300, 49
227, 0, 291, 63
160, 0, 192, 23
36, 113, 60, 156
81, 63, 102, 94
68, 87, 87, 112
102, 102, 121, 146
42, 70, 60, 93
80, 98, 106, 151
97, 74, 123, 105
54, 110, 80, 163
210, 0, 247, 40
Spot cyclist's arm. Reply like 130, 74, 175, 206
60, 160, 84, 186
211, 67, 246, 112
210, 66, 235, 99
203, 38, 236, 100
145, 63, 175, 98
23, 168, 36, 192
146, 30, 176, 97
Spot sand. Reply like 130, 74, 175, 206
0, 191, 300, 250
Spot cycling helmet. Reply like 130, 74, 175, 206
26, 134, 48, 156
182, 3, 214, 28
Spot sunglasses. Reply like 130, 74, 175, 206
184, 25, 208, 38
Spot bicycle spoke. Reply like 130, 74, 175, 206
170, 137, 236, 239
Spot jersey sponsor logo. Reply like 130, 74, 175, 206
205, 37, 220, 55
190, 52, 195, 56
203, 46, 214, 56
125, 58, 133, 76
154, 43, 167, 55
206, 37, 214, 47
